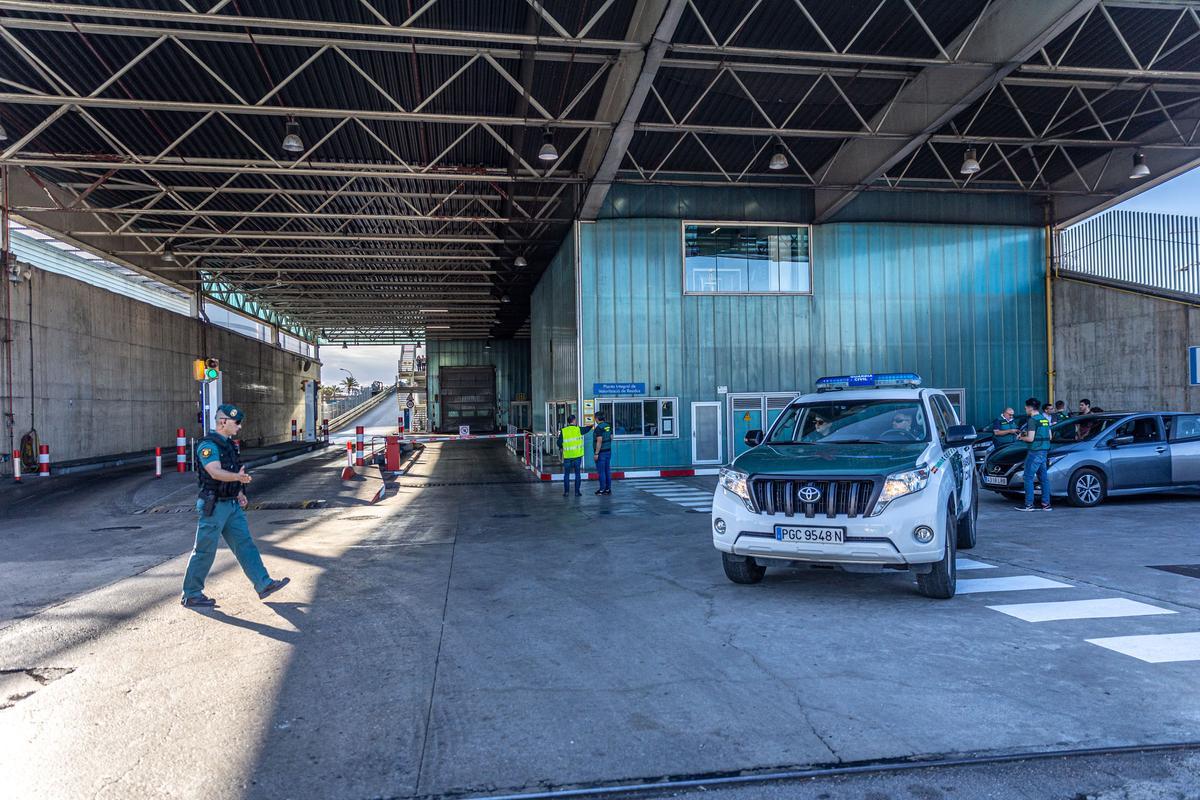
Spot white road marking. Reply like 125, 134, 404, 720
1086, 632, 1200, 663
987, 598, 1177, 622
955, 558, 998, 571
956, 576, 1074, 594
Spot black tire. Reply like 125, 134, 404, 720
722, 552, 766, 584
956, 481, 978, 550
1067, 468, 1106, 507
917, 507, 957, 599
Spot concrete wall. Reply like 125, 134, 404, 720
1052, 276, 1200, 412
1, 264, 317, 467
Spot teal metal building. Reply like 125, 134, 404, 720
526, 185, 1049, 471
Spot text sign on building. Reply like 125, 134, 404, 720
1190, 346, 1200, 386
593, 382, 646, 396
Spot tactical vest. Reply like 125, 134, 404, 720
595, 422, 613, 453
561, 425, 585, 459
196, 433, 243, 499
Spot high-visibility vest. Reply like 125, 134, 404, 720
561, 425, 585, 459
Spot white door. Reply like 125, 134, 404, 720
692, 402, 723, 464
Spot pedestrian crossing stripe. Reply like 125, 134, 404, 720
956, 576, 1073, 594
987, 598, 1176, 622
1087, 632, 1200, 663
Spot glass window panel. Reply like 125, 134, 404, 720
684, 223, 810, 294
643, 400, 659, 437
613, 401, 641, 437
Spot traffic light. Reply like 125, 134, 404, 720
194, 358, 220, 382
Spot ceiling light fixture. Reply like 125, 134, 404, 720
768, 141, 788, 171
162, 247, 177, 263
537, 129, 559, 162
500, 293, 511, 304
960, 147, 981, 175
282, 116, 305, 154
1129, 151, 1150, 180
514, 255, 528, 267
0, 120, 7, 142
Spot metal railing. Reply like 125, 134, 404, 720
1058, 210, 1200, 300
322, 384, 392, 422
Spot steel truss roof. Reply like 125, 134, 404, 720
2, 0, 1200, 342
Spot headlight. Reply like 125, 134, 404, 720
871, 467, 930, 516
719, 467, 753, 509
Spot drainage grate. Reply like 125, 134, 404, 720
492, 513, 529, 519
1148, 564, 1200, 579
270, 518, 308, 525
343, 515, 380, 521
90, 526, 143, 532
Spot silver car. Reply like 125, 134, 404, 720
981, 412, 1200, 506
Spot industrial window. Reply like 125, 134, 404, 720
596, 398, 677, 439
682, 222, 811, 294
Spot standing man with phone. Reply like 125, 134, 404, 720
1015, 397, 1053, 512
181, 404, 290, 608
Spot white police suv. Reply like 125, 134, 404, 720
711, 374, 979, 599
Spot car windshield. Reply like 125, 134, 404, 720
1049, 414, 1122, 444
767, 399, 930, 445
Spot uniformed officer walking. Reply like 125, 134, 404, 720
1015, 397, 1053, 512
592, 411, 614, 495
181, 404, 290, 608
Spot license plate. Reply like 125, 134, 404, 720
775, 525, 844, 544
983, 475, 1008, 486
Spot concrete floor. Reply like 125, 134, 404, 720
1, 441, 1198, 799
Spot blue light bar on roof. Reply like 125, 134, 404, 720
816, 373, 922, 390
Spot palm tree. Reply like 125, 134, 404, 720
342, 376, 360, 395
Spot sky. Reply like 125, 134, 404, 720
322, 166, 1200, 383
319, 344, 408, 389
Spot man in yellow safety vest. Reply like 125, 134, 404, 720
556, 414, 593, 496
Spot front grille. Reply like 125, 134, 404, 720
749, 477, 878, 518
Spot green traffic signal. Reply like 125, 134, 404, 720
204, 368, 219, 381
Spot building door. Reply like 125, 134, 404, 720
439, 366, 496, 433
691, 402, 723, 464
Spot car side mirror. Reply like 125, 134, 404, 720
944, 424, 977, 447
1109, 435, 1134, 447
744, 429, 764, 448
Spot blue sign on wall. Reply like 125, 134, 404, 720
1190, 346, 1200, 386
593, 382, 646, 396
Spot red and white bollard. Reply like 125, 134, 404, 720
155, 446, 162, 478
12, 449, 21, 483
38, 444, 50, 477
355, 425, 365, 467
322, 419, 329, 441
291, 419, 298, 442
176, 428, 187, 472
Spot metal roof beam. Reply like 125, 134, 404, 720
0, 92, 606, 129
0, 2, 640, 51
577, 0, 686, 220
3, 154, 586, 183
0, 17, 618, 64
8, 205, 573, 224
813, 0, 1101, 222
1051, 123, 1200, 226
